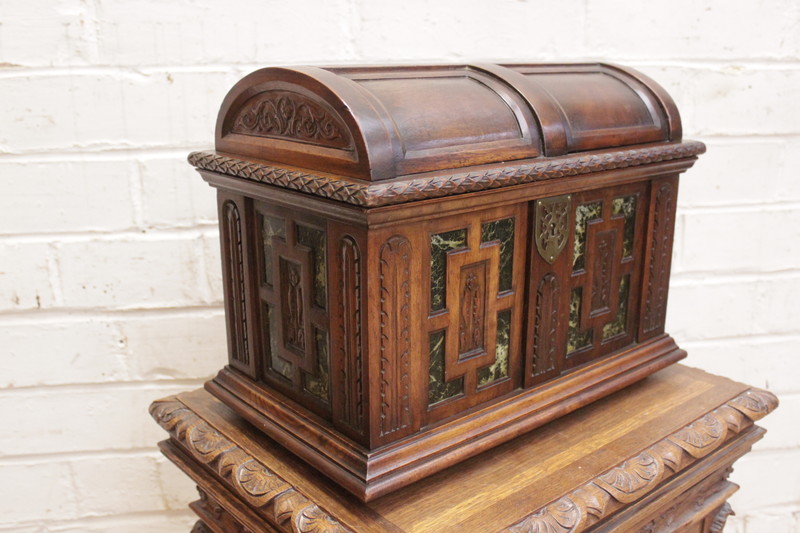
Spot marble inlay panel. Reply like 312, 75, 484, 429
573, 201, 603, 272
261, 215, 286, 286
602, 274, 631, 341
567, 287, 593, 354
303, 327, 330, 403
428, 329, 464, 405
296, 224, 327, 309
430, 228, 468, 311
477, 308, 511, 387
265, 302, 292, 379
480, 217, 515, 292
612, 195, 637, 259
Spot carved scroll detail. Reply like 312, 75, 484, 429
535, 195, 571, 264
189, 141, 706, 207
642, 182, 675, 333
150, 398, 353, 533
378, 236, 412, 436
232, 91, 351, 149
222, 201, 250, 367
532, 273, 559, 377
503, 388, 778, 532
339, 237, 364, 432
709, 502, 734, 533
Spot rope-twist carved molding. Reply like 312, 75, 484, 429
506, 388, 777, 533
188, 141, 706, 208
149, 398, 353, 533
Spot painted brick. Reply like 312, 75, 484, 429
678, 207, 800, 273
139, 157, 218, 228
71, 453, 166, 515
123, 311, 226, 380
677, 140, 786, 208
684, 337, 800, 394
0, 319, 128, 388
0, 159, 137, 235
44, 513, 197, 533
585, 0, 800, 60
728, 449, 800, 513
202, 230, 224, 302
92, 0, 355, 66
156, 455, 199, 511
0, 385, 193, 456
0, 461, 78, 524
0, 70, 237, 153
57, 236, 207, 309
0, 242, 56, 311
0, 0, 97, 67
354, 0, 586, 61
743, 513, 797, 533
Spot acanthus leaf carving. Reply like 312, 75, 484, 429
294, 504, 352, 533
502, 387, 774, 533
532, 273, 559, 377
236, 459, 289, 500
231, 91, 352, 150
378, 236, 412, 436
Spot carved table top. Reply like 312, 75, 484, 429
151, 365, 777, 532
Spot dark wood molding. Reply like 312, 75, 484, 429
189, 140, 705, 207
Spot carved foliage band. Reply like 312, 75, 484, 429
378, 236, 412, 436
222, 200, 250, 368
338, 236, 364, 432
150, 398, 352, 533
231, 91, 352, 150
532, 273, 559, 377
642, 181, 675, 334
535, 195, 571, 264
506, 388, 778, 533
189, 141, 706, 207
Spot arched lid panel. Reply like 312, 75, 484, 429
215, 63, 681, 181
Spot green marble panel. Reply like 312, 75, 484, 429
428, 330, 464, 405
303, 327, 330, 403
430, 228, 468, 311
477, 309, 511, 387
296, 224, 327, 309
572, 201, 603, 272
265, 302, 292, 379
612, 196, 637, 259
567, 287, 593, 354
261, 215, 286, 286
602, 274, 631, 340
481, 218, 515, 293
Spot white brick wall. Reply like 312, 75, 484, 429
0, 0, 797, 531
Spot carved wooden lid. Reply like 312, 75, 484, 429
192, 63, 705, 204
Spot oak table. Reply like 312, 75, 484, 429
150, 364, 777, 532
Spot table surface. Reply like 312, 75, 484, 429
152, 364, 778, 532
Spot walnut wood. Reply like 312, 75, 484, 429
151, 365, 777, 532
192, 62, 708, 500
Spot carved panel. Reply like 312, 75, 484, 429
590, 230, 616, 315
532, 273, 559, 377
338, 237, 364, 432
256, 203, 331, 415
459, 262, 487, 356
378, 236, 412, 436
535, 195, 571, 264
424, 207, 523, 422
642, 180, 676, 335
231, 91, 352, 150
222, 200, 250, 368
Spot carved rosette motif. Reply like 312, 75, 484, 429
189, 141, 706, 207
532, 273, 559, 377
378, 236, 412, 436
504, 388, 778, 533
535, 195, 571, 264
642, 182, 675, 334
150, 398, 353, 533
338, 237, 364, 432
232, 91, 351, 149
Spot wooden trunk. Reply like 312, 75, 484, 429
190, 62, 706, 501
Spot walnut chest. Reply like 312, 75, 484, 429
189, 62, 706, 501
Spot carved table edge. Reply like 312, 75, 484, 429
188, 140, 706, 207
505, 387, 778, 533
149, 397, 355, 533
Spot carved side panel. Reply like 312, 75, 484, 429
378, 236, 412, 436
338, 236, 365, 433
255, 202, 331, 418
459, 262, 488, 356
532, 273, 559, 377
590, 230, 616, 315
641, 179, 677, 337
